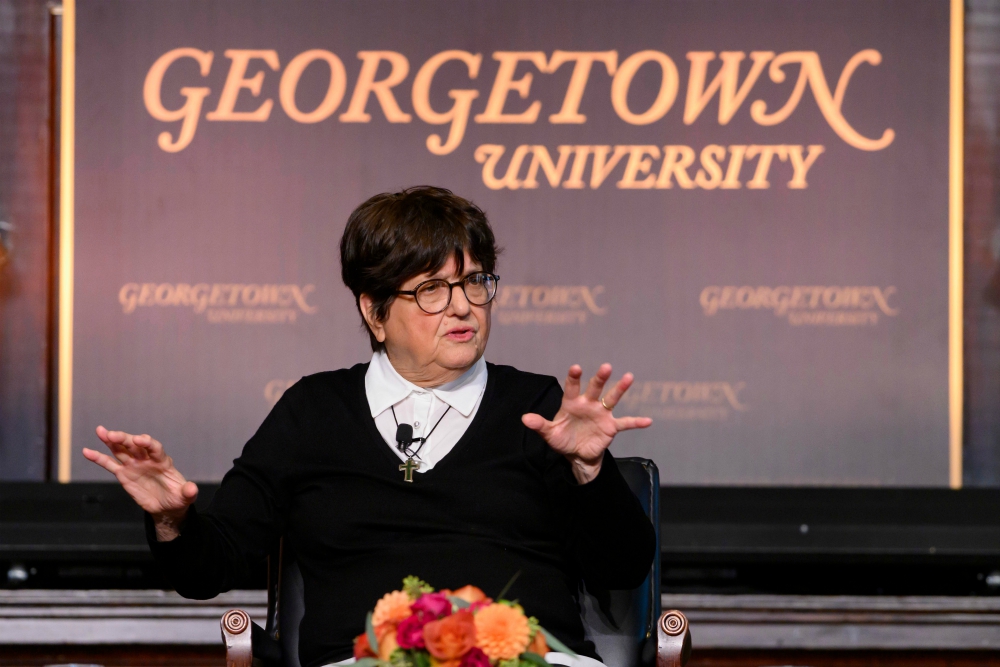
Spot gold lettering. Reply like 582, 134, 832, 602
694, 144, 726, 189
745, 145, 788, 189
475, 52, 549, 124
411, 50, 482, 155
523, 145, 574, 188
143, 48, 214, 152
562, 146, 592, 189
119, 283, 139, 314
787, 144, 825, 188
655, 145, 695, 188
684, 51, 773, 124
611, 50, 679, 125
546, 51, 618, 123
340, 51, 412, 122
206, 50, 279, 121
279, 50, 347, 123
750, 50, 894, 150
474, 144, 531, 190
721, 144, 747, 189
590, 145, 630, 188
617, 145, 661, 189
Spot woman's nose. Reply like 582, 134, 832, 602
448, 283, 472, 315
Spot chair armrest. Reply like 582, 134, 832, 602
222, 610, 253, 667
656, 610, 691, 667
222, 609, 283, 667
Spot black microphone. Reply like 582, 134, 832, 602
395, 423, 414, 450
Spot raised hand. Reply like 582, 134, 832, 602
522, 364, 652, 484
83, 426, 198, 541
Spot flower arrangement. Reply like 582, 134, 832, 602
353, 576, 575, 667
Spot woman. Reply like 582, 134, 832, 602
83, 186, 655, 667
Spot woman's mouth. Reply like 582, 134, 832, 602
445, 327, 476, 342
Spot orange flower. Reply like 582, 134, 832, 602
473, 603, 531, 660
372, 590, 413, 627
527, 631, 548, 656
377, 627, 399, 661
425, 610, 477, 662
445, 585, 488, 604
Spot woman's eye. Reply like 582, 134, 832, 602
421, 283, 441, 294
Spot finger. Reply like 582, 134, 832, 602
132, 433, 166, 460
584, 363, 613, 400
119, 439, 150, 461
563, 365, 583, 400
82, 447, 123, 474
521, 413, 552, 436
181, 481, 199, 504
601, 372, 635, 409
614, 416, 653, 431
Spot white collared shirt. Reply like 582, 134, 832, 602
365, 351, 488, 472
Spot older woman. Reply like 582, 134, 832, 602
83, 186, 655, 667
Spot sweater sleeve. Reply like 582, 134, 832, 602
527, 379, 657, 590
146, 380, 305, 599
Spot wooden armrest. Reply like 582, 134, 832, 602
656, 610, 691, 667
222, 609, 253, 667
222, 609, 283, 667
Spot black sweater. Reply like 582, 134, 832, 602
147, 362, 656, 667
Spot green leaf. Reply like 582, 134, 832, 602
354, 659, 382, 667
366, 611, 379, 654
540, 628, 577, 657
411, 649, 431, 667
447, 595, 471, 609
402, 576, 434, 599
520, 651, 552, 667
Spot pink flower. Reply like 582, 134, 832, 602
412, 592, 453, 620
459, 647, 491, 667
397, 615, 427, 649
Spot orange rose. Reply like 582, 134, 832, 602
527, 631, 548, 656
473, 603, 531, 660
424, 610, 477, 661
445, 585, 488, 604
372, 590, 413, 627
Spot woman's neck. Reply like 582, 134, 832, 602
384, 352, 470, 388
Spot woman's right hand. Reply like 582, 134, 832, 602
83, 426, 198, 542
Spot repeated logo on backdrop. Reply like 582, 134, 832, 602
118, 282, 317, 323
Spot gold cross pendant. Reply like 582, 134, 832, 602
399, 457, 420, 482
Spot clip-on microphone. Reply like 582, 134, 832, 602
395, 423, 416, 452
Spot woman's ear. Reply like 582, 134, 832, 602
359, 294, 387, 343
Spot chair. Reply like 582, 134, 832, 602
221, 458, 690, 667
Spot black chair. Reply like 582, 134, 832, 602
221, 458, 690, 667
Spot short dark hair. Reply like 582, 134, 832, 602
340, 186, 500, 352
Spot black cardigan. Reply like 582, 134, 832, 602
147, 362, 656, 667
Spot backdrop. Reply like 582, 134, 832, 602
70, 0, 952, 485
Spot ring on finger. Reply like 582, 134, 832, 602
600, 396, 613, 411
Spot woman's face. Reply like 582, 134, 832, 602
362, 250, 491, 386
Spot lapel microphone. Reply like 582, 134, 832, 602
395, 423, 415, 451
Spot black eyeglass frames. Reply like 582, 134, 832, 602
396, 272, 500, 314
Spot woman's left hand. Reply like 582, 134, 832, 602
522, 363, 653, 484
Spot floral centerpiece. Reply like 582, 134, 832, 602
353, 576, 575, 667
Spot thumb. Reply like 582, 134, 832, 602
181, 481, 199, 505
521, 413, 550, 434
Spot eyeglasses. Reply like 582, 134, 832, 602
396, 272, 500, 314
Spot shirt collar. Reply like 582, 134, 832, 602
365, 351, 487, 418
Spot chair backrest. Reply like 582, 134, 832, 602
578, 458, 661, 667
266, 457, 661, 667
